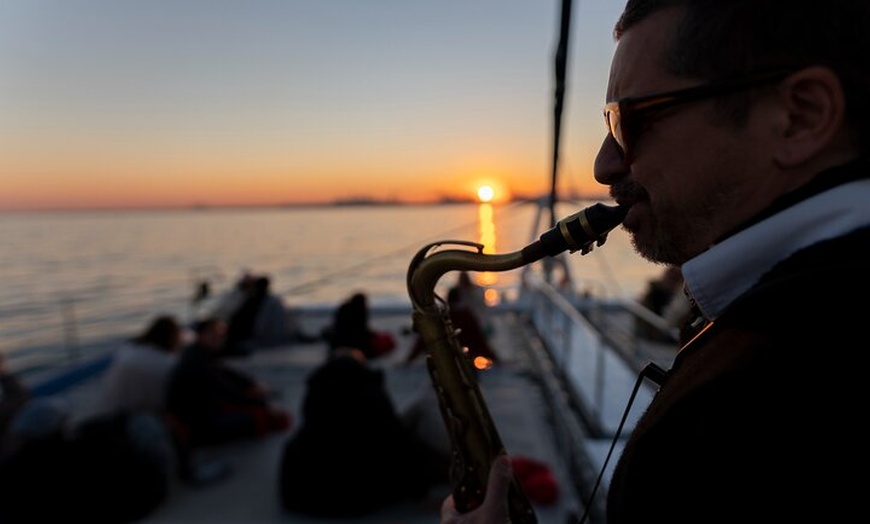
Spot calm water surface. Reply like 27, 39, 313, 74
0, 202, 661, 370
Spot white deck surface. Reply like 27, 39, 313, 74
59, 309, 587, 523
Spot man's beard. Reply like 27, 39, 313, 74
613, 181, 708, 266
629, 219, 685, 266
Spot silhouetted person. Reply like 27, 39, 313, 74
0, 398, 173, 523
0, 354, 29, 440
635, 265, 685, 341
225, 276, 269, 356
279, 348, 444, 517
95, 314, 182, 417
166, 317, 291, 483
321, 292, 395, 360
441, 2, 870, 522
406, 287, 499, 370
451, 271, 492, 334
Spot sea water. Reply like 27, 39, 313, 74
0, 201, 661, 370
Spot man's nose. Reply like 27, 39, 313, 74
594, 133, 628, 185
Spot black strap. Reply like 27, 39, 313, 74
577, 361, 668, 524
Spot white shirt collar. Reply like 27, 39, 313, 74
681, 179, 870, 321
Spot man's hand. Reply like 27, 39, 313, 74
441, 454, 514, 524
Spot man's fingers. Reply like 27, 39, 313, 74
485, 454, 514, 501
440, 455, 514, 524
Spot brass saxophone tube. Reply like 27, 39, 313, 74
406, 203, 626, 523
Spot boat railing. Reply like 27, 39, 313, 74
519, 275, 658, 438
510, 275, 675, 520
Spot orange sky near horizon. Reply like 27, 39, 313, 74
1, 142, 608, 210
0, 1, 622, 211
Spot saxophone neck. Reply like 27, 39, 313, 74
407, 243, 528, 310
406, 202, 627, 309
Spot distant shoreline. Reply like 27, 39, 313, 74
0, 193, 610, 214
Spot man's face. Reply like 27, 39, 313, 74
594, 7, 777, 265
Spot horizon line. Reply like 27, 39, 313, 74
0, 191, 610, 213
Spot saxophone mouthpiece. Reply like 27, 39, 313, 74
522, 203, 627, 260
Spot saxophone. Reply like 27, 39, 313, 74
406, 202, 627, 523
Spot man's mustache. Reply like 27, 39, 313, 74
610, 181, 647, 206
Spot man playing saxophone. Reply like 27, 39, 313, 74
442, 0, 870, 523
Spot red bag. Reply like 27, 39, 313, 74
370, 331, 396, 357
510, 456, 559, 505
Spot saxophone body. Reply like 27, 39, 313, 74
406, 203, 627, 523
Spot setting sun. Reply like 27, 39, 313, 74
477, 185, 495, 203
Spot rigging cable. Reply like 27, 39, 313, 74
275, 200, 532, 298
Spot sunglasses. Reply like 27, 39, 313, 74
604, 69, 794, 156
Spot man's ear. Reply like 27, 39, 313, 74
772, 66, 846, 168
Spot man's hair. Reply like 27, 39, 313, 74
615, 0, 870, 148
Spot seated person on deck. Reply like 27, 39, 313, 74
0, 353, 30, 440
0, 398, 173, 523
95, 314, 183, 417
279, 347, 447, 518
321, 292, 396, 360
223, 275, 317, 355
166, 317, 291, 467
406, 287, 499, 371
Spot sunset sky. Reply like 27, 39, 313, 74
0, 0, 624, 211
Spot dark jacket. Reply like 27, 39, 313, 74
168, 344, 259, 414
322, 293, 395, 360
606, 225, 870, 523
0, 411, 170, 524
279, 355, 434, 517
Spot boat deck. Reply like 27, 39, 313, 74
58, 308, 590, 524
